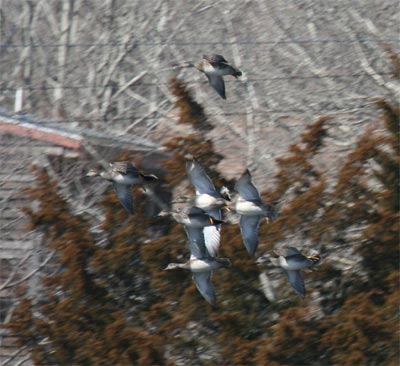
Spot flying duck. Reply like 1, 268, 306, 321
234, 169, 278, 257
185, 157, 230, 256
175, 54, 242, 99
86, 161, 158, 214
256, 247, 321, 298
164, 206, 231, 306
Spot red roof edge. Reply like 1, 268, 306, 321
0, 116, 83, 150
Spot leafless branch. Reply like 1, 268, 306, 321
0, 251, 33, 291
220, 1, 261, 165
1, 346, 30, 366
0, 250, 55, 291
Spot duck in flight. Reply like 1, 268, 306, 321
185, 156, 230, 257
162, 206, 230, 306
195, 54, 242, 99
256, 247, 321, 298
87, 162, 158, 214
234, 169, 278, 257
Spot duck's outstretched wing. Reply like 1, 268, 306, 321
239, 215, 261, 258
186, 158, 218, 196
285, 270, 306, 298
203, 225, 221, 257
206, 74, 226, 100
184, 227, 208, 259
202, 207, 222, 257
111, 162, 140, 175
113, 182, 134, 214
192, 271, 216, 306
234, 170, 261, 201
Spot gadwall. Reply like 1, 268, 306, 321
234, 170, 278, 258
192, 54, 242, 99
87, 161, 158, 214
186, 157, 229, 212
159, 206, 224, 257
164, 206, 231, 306
159, 206, 224, 229
256, 247, 321, 298
185, 157, 230, 256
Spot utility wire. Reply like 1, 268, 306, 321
0, 38, 398, 49
31, 105, 377, 124
0, 72, 394, 92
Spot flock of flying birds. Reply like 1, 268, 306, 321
87, 54, 321, 306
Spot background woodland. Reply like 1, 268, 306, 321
0, 1, 399, 365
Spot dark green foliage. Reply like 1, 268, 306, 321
8, 80, 399, 365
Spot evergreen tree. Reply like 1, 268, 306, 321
252, 99, 399, 365
8, 167, 165, 365
7, 79, 399, 366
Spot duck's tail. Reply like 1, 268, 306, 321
156, 62, 195, 72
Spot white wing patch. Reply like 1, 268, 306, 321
203, 225, 221, 257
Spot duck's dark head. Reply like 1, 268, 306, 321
307, 254, 321, 264
217, 258, 231, 267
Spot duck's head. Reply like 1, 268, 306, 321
216, 258, 231, 268
307, 252, 321, 264
265, 204, 279, 223
164, 262, 184, 270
